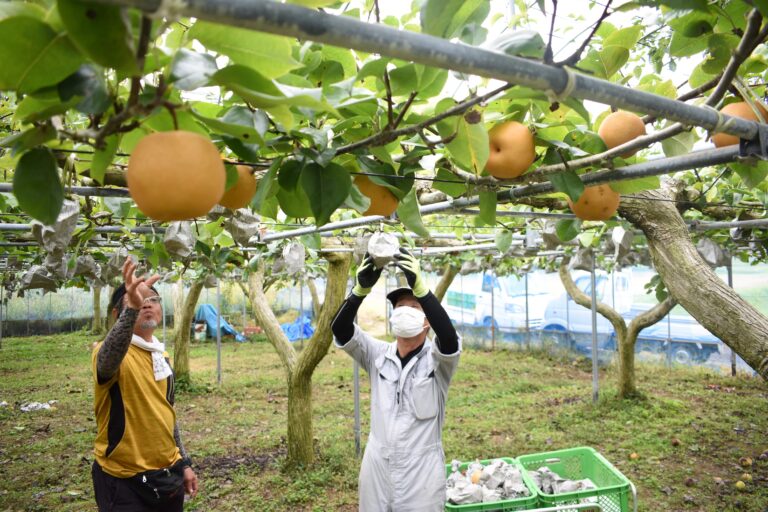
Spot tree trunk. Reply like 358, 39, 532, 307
433, 263, 459, 302
620, 184, 768, 380
173, 277, 205, 384
173, 280, 185, 333
246, 253, 352, 466
559, 259, 675, 398
307, 278, 321, 319
92, 286, 103, 334
105, 286, 115, 331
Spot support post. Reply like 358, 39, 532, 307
589, 252, 599, 404
490, 271, 496, 351
727, 259, 736, 376
216, 278, 222, 386
524, 272, 530, 349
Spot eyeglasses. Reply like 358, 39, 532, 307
143, 296, 162, 305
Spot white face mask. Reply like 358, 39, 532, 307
390, 306, 427, 338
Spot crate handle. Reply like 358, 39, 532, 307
544, 458, 561, 463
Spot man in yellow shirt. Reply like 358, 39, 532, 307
91, 259, 198, 511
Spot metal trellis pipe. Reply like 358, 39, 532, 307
0, 184, 129, 198
0, 223, 166, 234
93, 0, 761, 141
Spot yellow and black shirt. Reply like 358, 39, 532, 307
92, 337, 181, 478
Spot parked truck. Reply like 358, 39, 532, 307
443, 272, 550, 332
541, 271, 723, 364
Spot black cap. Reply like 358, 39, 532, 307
386, 287, 416, 307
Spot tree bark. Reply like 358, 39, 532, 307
559, 259, 675, 398
307, 278, 321, 319
433, 263, 459, 302
620, 185, 768, 380
173, 277, 205, 384
246, 253, 352, 466
173, 280, 185, 333
92, 286, 103, 335
105, 286, 115, 331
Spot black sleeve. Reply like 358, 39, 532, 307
331, 294, 365, 345
418, 291, 459, 355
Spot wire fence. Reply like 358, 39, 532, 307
2, 262, 765, 375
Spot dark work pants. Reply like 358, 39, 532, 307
92, 461, 184, 512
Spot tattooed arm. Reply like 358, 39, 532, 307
96, 308, 138, 384
174, 423, 192, 466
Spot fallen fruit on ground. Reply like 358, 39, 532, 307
567, 184, 621, 221
671, 438, 681, 447
485, 121, 536, 179
741, 473, 752, 482
127, 131, 225, 221
220, 165, 258, 210
735, 480, 746, 491
739, 456, 753, 468
598, 111, 647, 158
353, 175, 399, 216
711, 101, 768, 148
629, 452, 639, 460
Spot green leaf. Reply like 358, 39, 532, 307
252, 160, 280, 211
433, 168, 467, 198
57, 64, 110, 114
702, 34, 737, 74
608, 175, 660, 194
0, 2, 46, 20
442, 113, 489, 174
602, 26, 643, 50
0, 17, 83, 93
345, 181, 371, 214
669, 31, 707, 57
579, 46, 629, 79
421, 0, 489, 40
730, 161, 768, 189
277, 178, 314, 217
170, 49, 218, 90
395, 188, 430, 238
495, 229, 513, 253
13, 147, 64, 225
389, 64, 419, 96
57, 0, 138, 74
191, 106, 266, 144
90, 134, 119, 184
224, 164, 239, 192
486, 30, 545, 58
555, 219, 581, 242
14, 90, 79, 123
549, 169, 585, 202
688, 62, 716, 88
213, 65, 338, 114
477, 190, 496, 226
278, 159, 304, 192
357, 157, 413, 199
0, 124, 57, 156
661, 129, 695, 157
189, 21, 299, 79
576, 231, 592, 247
300, 162, 351, 226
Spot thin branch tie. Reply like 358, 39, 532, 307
545, 67, 577, 104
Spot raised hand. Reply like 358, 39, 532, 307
395, 247, 428, 298
122, 258, 162, 310
352, 253, 383, 297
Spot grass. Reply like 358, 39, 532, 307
0, 333, 766, 511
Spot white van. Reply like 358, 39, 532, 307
442, 272, 551, 331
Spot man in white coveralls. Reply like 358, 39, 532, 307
331, 248, 461, 511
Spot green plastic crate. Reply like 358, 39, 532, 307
517, 447, 631, 512
445, 457, 538, 512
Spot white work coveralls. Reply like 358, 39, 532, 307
336, 325, 462, 512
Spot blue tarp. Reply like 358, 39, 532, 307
281, 314, 314, 342
194, 304, 246, 342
